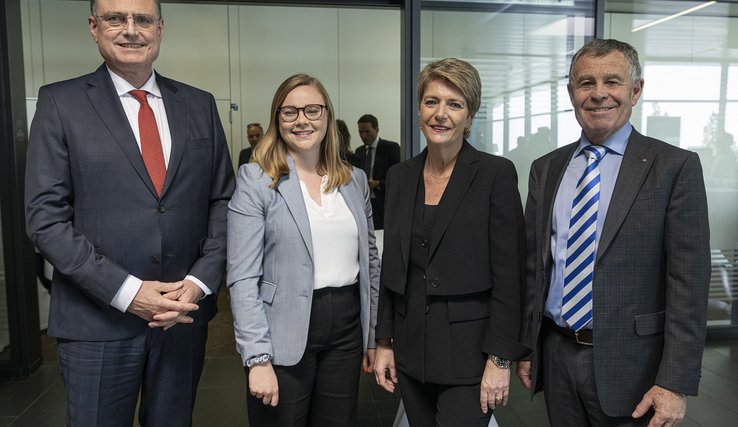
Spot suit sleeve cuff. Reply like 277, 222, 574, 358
186, 275, 213, 299
482, 331, 531, 361
111, 275, 142, 312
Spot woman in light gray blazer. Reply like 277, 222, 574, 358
227, 74, 380, 426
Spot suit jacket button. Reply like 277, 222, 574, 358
158, 205, 166, 213
420, 239, 429, 248
151, 255, 160, 264
431, 278, 440, 288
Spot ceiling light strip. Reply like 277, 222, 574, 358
632, 1, 716, 33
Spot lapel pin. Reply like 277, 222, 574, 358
642, 158, 647, 162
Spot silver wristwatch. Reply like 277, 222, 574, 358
488, 354, 512, 369
246, 353, 273, 368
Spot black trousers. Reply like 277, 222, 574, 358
542, 328, 652, 427
247, 284, 363, 427
57, 324, 208, 427
397, 370, 492, 427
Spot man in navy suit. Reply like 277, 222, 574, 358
355, 114, 400, 230
517, 39, 710, 427
25, 0, 235, 425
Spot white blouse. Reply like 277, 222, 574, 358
299, 176, 360, 290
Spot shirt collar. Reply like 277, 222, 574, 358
107, 66, 162, 99
575, 122, 632, 157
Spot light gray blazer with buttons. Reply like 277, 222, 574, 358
227, 157, 380, 367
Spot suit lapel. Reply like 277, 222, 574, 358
85, 65, 158, 198
277, 157, 314, 262
428, 142, 478, 259
157, 73, 186, 198
540, 143, 578, 268
597, 131, 655, 260
398, 153, 424, 272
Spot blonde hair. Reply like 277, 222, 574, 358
253, 74, 352, 191
417, 58, 481, 139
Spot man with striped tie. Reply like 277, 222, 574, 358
517, 39, 710, 427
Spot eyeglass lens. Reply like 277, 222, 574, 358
279, 105, 324, 122
98, 13, 158, 28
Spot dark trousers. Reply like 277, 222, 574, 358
370, 197, 384, 230
542, 328, 651, 427
57, 323, 208, 427
247, 284, 363, 427
397, 370, 492, 427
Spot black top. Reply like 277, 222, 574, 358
375, 142, 530, 384
402, 178, 463, 384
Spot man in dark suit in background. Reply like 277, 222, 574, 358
237, 122, 262, 167
356, 114, 400, 229
517, 39, 710, 426
25, 0, 235, 425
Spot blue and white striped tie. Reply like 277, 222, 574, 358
562, 145, 607, 331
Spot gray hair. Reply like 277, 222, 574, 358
569, 39, 642, 84
90, 0, 162, 17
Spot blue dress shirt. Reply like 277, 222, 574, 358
544, 123, 632, 329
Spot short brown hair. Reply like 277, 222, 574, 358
417, 58, 482, 133
357, 114, 378, 129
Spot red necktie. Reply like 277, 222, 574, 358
130, 90, 166, 196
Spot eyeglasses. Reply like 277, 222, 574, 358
278, 104, 325, 123
94, 13, 161, 29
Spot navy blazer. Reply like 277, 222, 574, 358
25, 64, 235, 340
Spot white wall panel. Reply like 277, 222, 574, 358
238, 5, 340, 145
337, 9, 401, 150
21, 1, 402, 169
156, 3, 230, 100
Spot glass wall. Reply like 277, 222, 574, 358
420, 1, 595, 198
605, 1, 738, 329
20, 1, 402, 172
0, 195, 8, 360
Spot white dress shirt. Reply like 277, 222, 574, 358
299, 176, 360, 290
107, 67, 211, 312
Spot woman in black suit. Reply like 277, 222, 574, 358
373, 58, 529, 426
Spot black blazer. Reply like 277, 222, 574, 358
355, 138, 401, 192
238, 147, 253, 167
376, 142, 530, 379
356, 138, 400, 229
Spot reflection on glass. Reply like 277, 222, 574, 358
0, 194, 9, 360
608, 10, 738, 328
420, 4, 593, 202
645, 64, 721, 101
728, 65, 738, 100
640, 101, 718, 149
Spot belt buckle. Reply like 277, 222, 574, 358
574, 330, 593, 346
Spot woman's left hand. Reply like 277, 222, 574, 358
362, 349, 377, 374
479, 358, 510, 414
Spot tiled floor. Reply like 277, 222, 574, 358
1, 291, 737, 426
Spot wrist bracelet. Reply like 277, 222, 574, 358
246, 354, 272, 368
